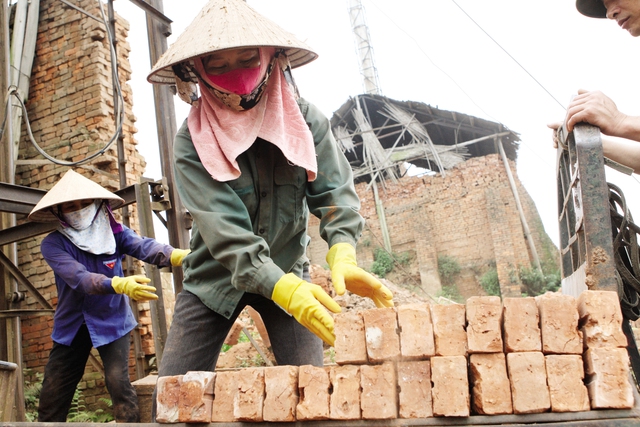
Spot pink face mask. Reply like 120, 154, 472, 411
205, 66, 263, 95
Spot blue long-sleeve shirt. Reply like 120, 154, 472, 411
41, 225, 174, 347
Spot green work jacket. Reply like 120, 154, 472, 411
174, 98, 364, 318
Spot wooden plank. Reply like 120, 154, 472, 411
0, 361, 17, 421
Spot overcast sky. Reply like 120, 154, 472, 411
112, 0, 640, 248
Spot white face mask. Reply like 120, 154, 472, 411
61, 201, 98, 230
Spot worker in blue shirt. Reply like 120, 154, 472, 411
28, 169, 189, 422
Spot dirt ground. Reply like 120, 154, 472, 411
215, 264, 432, 369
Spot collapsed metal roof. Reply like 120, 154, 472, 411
330, 94, 521, 183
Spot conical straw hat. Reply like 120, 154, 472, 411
147, 0, 318, 85
28, 170, 125, 222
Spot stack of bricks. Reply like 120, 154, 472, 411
155, 290, 634, 423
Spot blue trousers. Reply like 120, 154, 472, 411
37, 324, 139, 422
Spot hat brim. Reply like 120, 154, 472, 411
28, 170, 124, 222
576, 0, 607, 18
147, 0, 318, 85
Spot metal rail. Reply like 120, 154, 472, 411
556, 122, 618, 295
556, 121, 640, 389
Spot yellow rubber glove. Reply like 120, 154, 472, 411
272, 273, 342, 346
327, 242, 394, 308
170, 249, 191, 267
111, 275, 158, 301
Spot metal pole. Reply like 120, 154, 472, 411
497, 138, 542, 272
144, 0, 190, 293
135, 181, 167, 364
107, 0, 145, 380
1, 0, 25, 419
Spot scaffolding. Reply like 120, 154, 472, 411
0, 0, 190, 419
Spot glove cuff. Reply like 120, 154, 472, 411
326, 242, 357, 268
170, 249, 188, 267
272, 273, 303, 311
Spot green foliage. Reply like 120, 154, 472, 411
394, 251, 411, 266
23, 370, 42, 422
519, 266, 561, 296
67, 389, 114, 423
23, 369, 113, 423
324, 347, 335, 364
238, 332, 250, 343
370, 248, 394, 277
437, 255, 461, 287
369, 248, 413, 278
436, 284, 464, 303
479, 267, 501, 296
222, 331, 250, 353
236, 353, 264, 368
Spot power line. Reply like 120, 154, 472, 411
367, 0, 498, 123
451, 0, 566, 112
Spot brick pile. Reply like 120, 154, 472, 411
155, 290, 635, 422
306, 154, 560, 299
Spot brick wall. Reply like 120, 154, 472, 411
14, 0, 155, 411
308, 154, 559, 299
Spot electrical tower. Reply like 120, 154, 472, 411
347, 0, 381, 96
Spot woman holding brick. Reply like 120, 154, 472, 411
146, 0, 393, 384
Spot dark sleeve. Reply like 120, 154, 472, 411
302, 99, 364, 247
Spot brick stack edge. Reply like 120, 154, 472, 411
156, 290, 634, 423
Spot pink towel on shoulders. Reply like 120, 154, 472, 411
187, 53, 317, 182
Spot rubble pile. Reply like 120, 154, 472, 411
155, 290, 634, 423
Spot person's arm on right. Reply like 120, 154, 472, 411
565, 89, 640, 141
601, 136, 640, 173
548, 89, 640, 173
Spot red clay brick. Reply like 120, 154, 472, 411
263, 365, 298, 422
537, 293, 582, 354
329, 364, 361, 420
584, 347, 634, 409
334, 312, 368, 365
469, 353, 512, 415
577, 290, 626, 349
155, 375, 181, 423
507, 352, 550, 414
178, 371, 214, 423
503, 297, 541, 352
397, 360, 432, 419
362, 307, 401, 363
296, 365, 330, 420
360, 362, 397, 419
545, 355, 589, 412
431, 355, 469, 417
397, 303, 435, 359
234, 367, 264, 421
211, 371, 236, 422
224, 320, 244, 346
431, 303, 467, 356
466, 296, 503, 353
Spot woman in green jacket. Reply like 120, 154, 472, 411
146, 0, 393, 375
